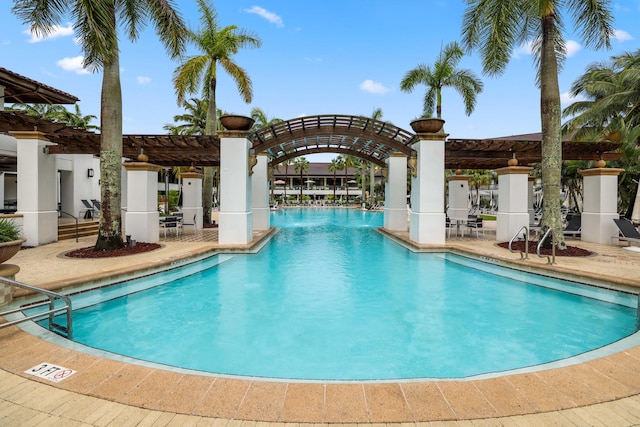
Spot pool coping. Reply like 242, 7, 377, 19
2, 227, 640, 423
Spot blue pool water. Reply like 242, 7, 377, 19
56, 209, 637, 380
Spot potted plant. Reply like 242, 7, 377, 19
410, 113, 445, 133
219, 114, 255, 131
0, 218, 25, 264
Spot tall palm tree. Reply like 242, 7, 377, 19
173, 0, 261, 223
294, 157, 310, 203
13, 0, 187, 251
369, 108, 384, 204
277, 158, 293, 203
342, 154, 359, 203
462, 0, 614, 248
400, 41, 483, 118
328, 158, 342, 202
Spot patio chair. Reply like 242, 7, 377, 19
159, 216, 181, 238
563, 215, 581, 237
612, 218, 640, 246
466, 216, 484, 238
181, 213, 198, 235
80, 199, 95, 219
91, 199, 101, 218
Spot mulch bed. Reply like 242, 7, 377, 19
497, 241, 593, 257
65, 242, 161, 259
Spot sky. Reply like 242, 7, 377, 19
2, 0, 640, 163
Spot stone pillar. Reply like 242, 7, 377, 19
528, 176, 536, 224
409, 128, 447, 245
383, 153, 408, 231
252, 152, 270, 231
495, 165, 532, 242
0, 264, 20, 307
181, 170, 204, 230
123, 160, 162, 243
447, 171, 470, 223
219, 131, 253, 245
579, 165, 624, 244
13, 131, 57, 246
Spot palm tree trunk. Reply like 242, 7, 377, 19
369, 162, 375, 205
202, 77, 218, 223
95, 50, 124, 250
540, 9, 566, 249
333, 171, 336, 201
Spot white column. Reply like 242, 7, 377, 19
219, 131, 253, 245
495, 165, 532, 241
447, 171, 470, 222
580, 166, 624, 244
13, 131, 57, 246
383, 153, 408, 231
528, 176, 536, 224
252, 153, 270, 231
409, 132, 447, 245
181, 170, 203, 229
123, 161, 162, 243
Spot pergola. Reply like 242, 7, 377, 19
0, 112, 621, 170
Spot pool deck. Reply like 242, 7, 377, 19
2, 222, 640, 426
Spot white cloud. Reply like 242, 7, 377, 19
244, 6, 284, 28
560, 91, 584, 105
25, 23, 74, 43
512, 40, 534, 58
612, 29, 633, 41
360, 80, 390, 95
56, 56, 89, 74
565, 40, 581, 57
137, 76, 152, 85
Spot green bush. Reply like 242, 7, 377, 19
0, 218, 22, 242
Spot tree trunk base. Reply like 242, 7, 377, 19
94, 235, 125, 251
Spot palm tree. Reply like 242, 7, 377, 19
250, 107, 283, 130
328, 158, 342, 203
467, 169, 492, 207
294, 157, 310, 204
400, 41, 483, 118
13, 0, 187, 251
342, 154, 359, 204
173, 0, 261, 223
462, 0, 614, 248
7, 103, 68, 120
164, 98, 208, 135
59, 104, 100, 130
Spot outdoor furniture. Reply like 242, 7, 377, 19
563, 215, 581, 237
466, 216, 484, 238
612, 218, 640, 246
159, 216, 181, 238
80, 199, 95, 219
181, 213, 198, 235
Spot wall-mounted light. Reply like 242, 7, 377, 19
87, 168, 94, 178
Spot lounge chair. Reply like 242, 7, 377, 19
563, 215, 581, 237
612, 218, 640, 246
80, 199, 95, 219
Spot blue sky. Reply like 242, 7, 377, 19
1, 1, 639, 162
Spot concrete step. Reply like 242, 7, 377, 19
58, 221, 99, 241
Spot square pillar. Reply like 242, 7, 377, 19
580, 167, 624, 244
447, 171, 470, 222
495, 165, 532, 242
181, 170, 203, 229
252, 153, 270, 231
13, 131, 57, 246
123, 161, 162, 243
219, 131, 253, 245
409, 131, 447, 245
383, 153, 408, 231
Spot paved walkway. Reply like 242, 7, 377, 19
2, 222, 640, 426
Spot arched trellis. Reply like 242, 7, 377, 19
251, 114, 417, 168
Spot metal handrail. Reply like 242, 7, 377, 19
0, 277, 73, 339
58, 210, 79, 242
508, 225, 529, 259
536, 228, 557, 265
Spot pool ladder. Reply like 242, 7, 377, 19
508, 226, 557, 265
0, 277, 73, 339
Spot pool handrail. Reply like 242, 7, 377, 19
508, 225, 529, 259
537, 228, 557, 265
0, 277, 72, 339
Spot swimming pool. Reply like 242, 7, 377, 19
41, 208, 638, 380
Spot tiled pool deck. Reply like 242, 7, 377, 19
2, 223, 640, 426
